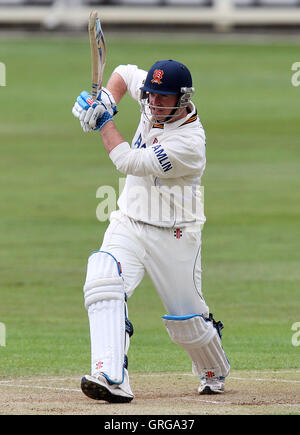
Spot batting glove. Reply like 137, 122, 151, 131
72, 88, 117, 132
97, 87, 118, 116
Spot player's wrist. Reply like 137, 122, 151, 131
96, 111, 113, 131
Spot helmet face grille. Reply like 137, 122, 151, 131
140, 99, 187, 125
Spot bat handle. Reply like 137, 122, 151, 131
91, 83, 99, 99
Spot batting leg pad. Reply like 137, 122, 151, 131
162, 314, 230, 378
83, 251, 133, 384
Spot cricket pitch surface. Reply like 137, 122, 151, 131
0, 370, 299, 415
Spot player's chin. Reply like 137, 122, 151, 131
151, 111, 169, 123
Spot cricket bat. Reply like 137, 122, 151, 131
88, 10, 106, 100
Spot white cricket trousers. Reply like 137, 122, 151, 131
99, 211, 209, 317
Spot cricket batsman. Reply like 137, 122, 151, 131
72, 59, 230, 402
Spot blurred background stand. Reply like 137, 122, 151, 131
0, 0, 300, 32
42, 0, 88, 30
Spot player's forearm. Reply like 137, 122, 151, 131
106, 72, 127, 104
101, 123, 168, 178
100, 120, 126, 154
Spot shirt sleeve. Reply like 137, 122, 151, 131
109, 131, 206, 179
113, 64, 147, 102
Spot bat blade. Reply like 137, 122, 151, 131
88, 10, 106, 100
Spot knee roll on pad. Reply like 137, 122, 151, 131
162, 314, 230, 378
83, 251, 133, 384
84, 250, 124, 310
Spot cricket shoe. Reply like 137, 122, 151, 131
198, 372, 225, 395
81, 371, 134, 403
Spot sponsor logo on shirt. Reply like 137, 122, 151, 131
152, 143, 173, 173
134, 133, 146, 149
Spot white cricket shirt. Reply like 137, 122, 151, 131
109, 64, 207, 229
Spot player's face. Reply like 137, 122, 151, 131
148, 93, 179, 121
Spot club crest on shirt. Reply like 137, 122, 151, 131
151, 69, 164, 85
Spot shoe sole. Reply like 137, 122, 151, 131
81, 376, 133, 403
199, 386, 224, 395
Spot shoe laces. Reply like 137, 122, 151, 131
201, 372, 224, 384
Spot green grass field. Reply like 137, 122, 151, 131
0, 33, 299, 378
